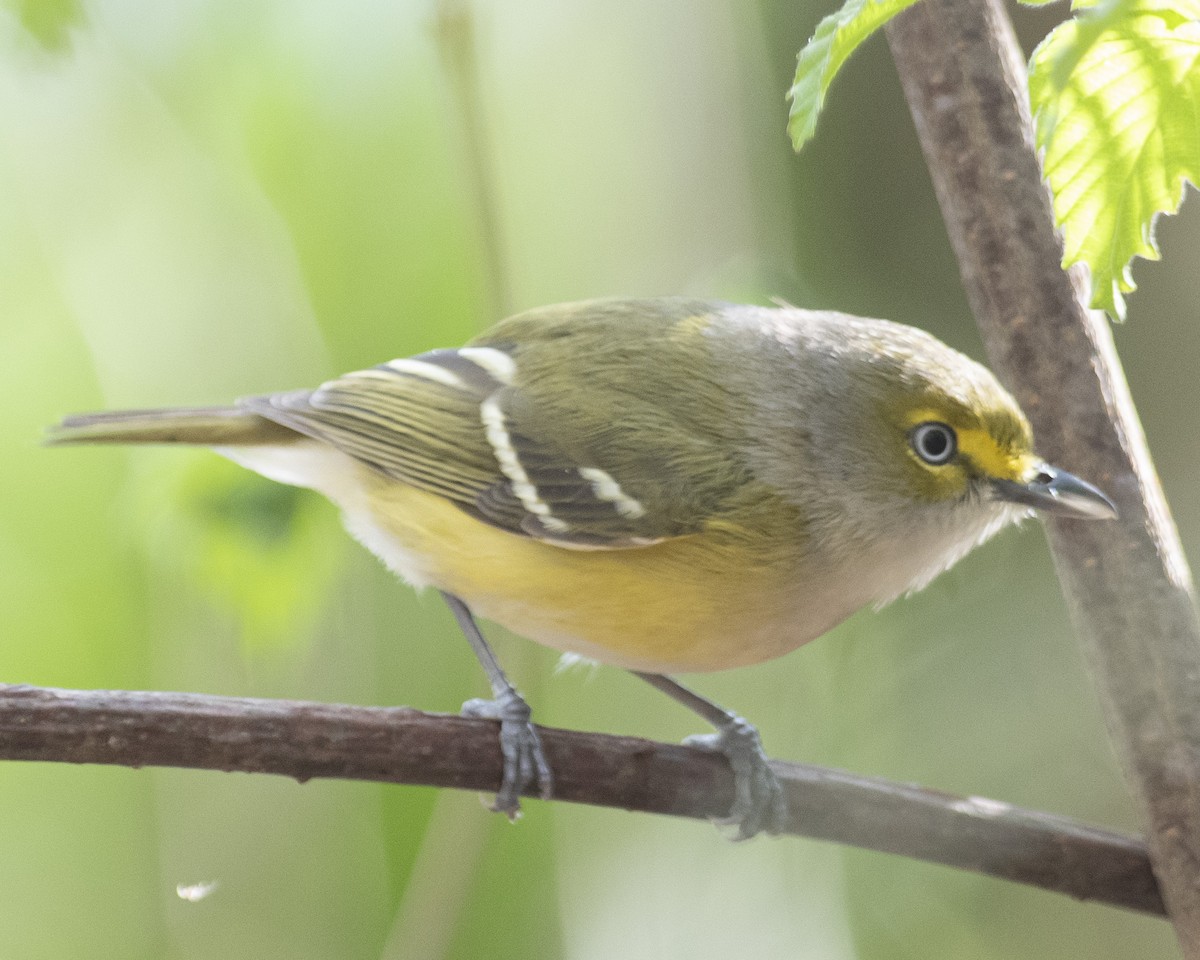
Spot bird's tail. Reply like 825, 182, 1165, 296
45, 406, 301, 447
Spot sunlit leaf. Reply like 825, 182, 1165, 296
1029, 0, 1200, 318
788, 0, 923, 150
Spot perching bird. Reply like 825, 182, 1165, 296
48, 297, 1116, 836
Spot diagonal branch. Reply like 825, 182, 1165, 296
0, 682, 1162, 916
886, 0, 1200, 951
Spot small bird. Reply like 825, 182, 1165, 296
48, 297, 1116, 836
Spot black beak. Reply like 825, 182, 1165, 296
991, 464, 1118, 520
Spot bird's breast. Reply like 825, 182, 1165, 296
219, 441, 1014, 673
342, 472, 857, 673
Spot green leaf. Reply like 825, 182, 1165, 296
1029, 0, 1200, 318
788, 0, 923, 151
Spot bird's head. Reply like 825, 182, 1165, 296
853, 324, 1116, 523
737, 310, 1117, 601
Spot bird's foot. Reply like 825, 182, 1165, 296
461, 687, 553, 819
685, 715, 786, 840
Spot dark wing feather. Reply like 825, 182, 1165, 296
239, 342, 719, 548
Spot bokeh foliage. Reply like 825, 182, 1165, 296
0, 0, 1196, 957
788, 0, 1200, 320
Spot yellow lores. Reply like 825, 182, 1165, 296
49, 297, 1116, 837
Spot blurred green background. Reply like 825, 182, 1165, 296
0, 0, 1196, 957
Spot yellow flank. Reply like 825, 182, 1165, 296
360, 475, 821, 674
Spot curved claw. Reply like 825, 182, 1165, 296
462, 688, 553, 818
685, 716, 787, 840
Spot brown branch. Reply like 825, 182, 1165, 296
886, 0, 1200, 951
0, 682, 1161, 915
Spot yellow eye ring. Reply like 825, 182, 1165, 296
911, 421, 957, 465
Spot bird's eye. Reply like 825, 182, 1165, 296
911, 422, 957, 465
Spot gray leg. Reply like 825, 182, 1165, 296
442, 592, 552, 816
632, 672, 786, 839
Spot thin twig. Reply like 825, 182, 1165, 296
434, 0, 513, 318
886, 0, 1200, 951
0, 682, 1162, 916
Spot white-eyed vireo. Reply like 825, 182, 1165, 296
49, 297, 1116, 837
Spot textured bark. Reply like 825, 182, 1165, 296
887, 0, 1200, 950
0, 682, 1163, 915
